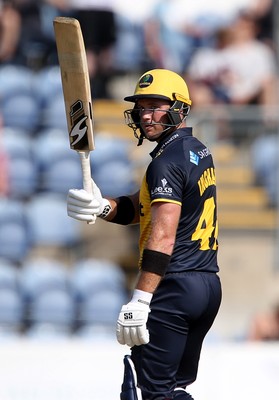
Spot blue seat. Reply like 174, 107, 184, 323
43, 157, 83, 194
75, 289, 125, 338
33, 128, 70, 171
0, 64, 34, 98
26, 288, 75, 337
20, 258, 70, 299
0, 289, 24, 336
42, 93, 67, 130
90, 135, 136, 197
79, 289, 125, 326
2, 93, 41, 133
8, 157, 39, 199
0, 260, 23, 335
32, 66, 63, 109
91, 135, 132, 168
2, 127, 33, 156
251, 134, 279, 206
33, 128, 82, 193
70, 258, 126, 302
0, 259, 20, 290
25, 193, 81, 247
94, 160, 136, 197
0, 198, 25, 223
31, 289, 74, 324
0, 222, 29, 264
2, 128, 38, 199
0, 199, 30, 263
70, 258, 127, 333
20, 257, 74, 337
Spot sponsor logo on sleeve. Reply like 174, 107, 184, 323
190, 150, 200, 165
151, 178, 173, 197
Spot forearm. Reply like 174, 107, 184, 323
132, 202, 180, 293
135, 270, 162, 294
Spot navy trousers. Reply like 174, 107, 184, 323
131, 271, 222, 400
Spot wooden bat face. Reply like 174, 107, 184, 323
53, 17, 94, 152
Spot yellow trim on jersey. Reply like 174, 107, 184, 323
151, 198, 182, 206
139, 173, 152, 266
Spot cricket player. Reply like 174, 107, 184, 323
67, 69, 222, 400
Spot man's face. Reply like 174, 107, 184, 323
136, 98, 172, 142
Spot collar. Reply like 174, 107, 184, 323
150, 127, 193, 159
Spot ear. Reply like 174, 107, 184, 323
169, 101, 190, 125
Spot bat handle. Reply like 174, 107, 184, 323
79, 151, 96, 225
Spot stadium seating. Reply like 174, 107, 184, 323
0, 64, 34, 99
1, 93, 41, 133
33, 128, 84, 194
70, 258, 126, 302
43, 157, 83, 195
2, 127, 33, 155
32, 128, 71, 169
41, 92, 67, 130
26, 289, 75, 338
32, 65, 63, 109
25, 193, 81, 248
76, 289, 126, 337
8, 157, 39, 199
20, 258, 74, 336
0, 199, 30, 264
0, 260, 23, 336
2, 128, 39, 199
70, 258, 127, 334
91, 135, 136, 197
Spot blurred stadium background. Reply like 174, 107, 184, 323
0, 1, 278, 399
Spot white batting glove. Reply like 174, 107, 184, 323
116, 289, 153, 347
67, 180, 112, 223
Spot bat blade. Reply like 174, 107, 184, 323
54, 17, 96, 223
53, 17, 94, 152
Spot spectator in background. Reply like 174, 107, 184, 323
144, 0, 260, 75
186, 12, 278, 112
0, 0, 21, 63
69, 0, 117, 99
248, 302, 279, 341
250, 132, 279, 208
112, 0, 159, 74
144, 0, 216, 74
245, 0, 275, 47
184, 27, 233, 106
5, 0, 69, 69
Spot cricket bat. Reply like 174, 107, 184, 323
53, 17, 95, 223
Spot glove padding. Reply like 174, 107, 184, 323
116, 301, 151, 347
67, 188, 100, 223
67, 179, 106, 223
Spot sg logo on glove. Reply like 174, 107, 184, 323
124, 312, 133, 320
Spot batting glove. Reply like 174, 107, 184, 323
116, 289, 153, 347
67, 180, 112, 223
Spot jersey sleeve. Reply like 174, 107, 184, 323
146, 156, 187, 205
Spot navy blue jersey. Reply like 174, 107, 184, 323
139, 127, 219, 273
